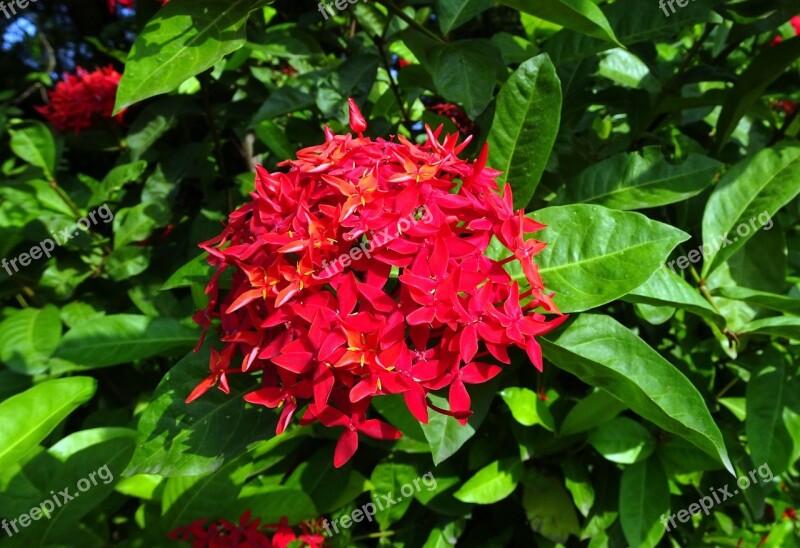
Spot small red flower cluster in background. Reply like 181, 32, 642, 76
107, 0, 135, 10
169, 512, 325, 548
190, 98, 565, 467
426, 102, 479, 137
770, 16, 800, 45
36, 65, 124, 134
107, 0, 168, 11
769, 16, 800, 114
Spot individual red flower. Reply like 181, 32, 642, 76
169, 512, 325, 548
190, 99, 565, 467
36, 65, 124, 134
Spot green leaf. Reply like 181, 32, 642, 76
714, 36, 800, 152
0, 306, 62, 374
746, 363, 798, 475
421, 378, 498, 465
560, 389, 627, 436
114, 0, 255, 113
499, 387, 555, 430
125, 346, 278, 477
286, 448, 361, 514
543, 314, 733, 473
588, 417, 655, 464
522, 468, 581, 543
55, 315, 198, 368
562, 459, 594, 517
27, 429, 136, 545
497, 0, 619, 45
8, 121, 57, 180
454, 458, 522, 504
712, 287, 800, 315
740, 316, 800, 340
558, 148, 721, 211
162, 253, 215, 290
495, 204, 689, 312
425, 40, 500, 118
488, 53, 562, 208
113, 202, 170, 249
619, 458, 669, 548
701, 143, 800, 276
623, 268, 725, 326
0, 377, 96, 472
435, 0, 493, 34
369, 462, 421, 528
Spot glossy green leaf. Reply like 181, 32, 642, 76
488, 53, 561, 208
24, 429, 136, 545
454, 458, 522, 504
114, 0, 255, 113
421, 378, 498, 465
740, 316, 800, 340
543, 314, 733, 473
746, 364, 798, 475
499, 387, 555, 430
55, 315, 198, 368
619, 458, 669, 548
559, 148, 720, 211
506, 204, 689, 312
560, 389, 627, 436
712, 287, 800, 315
522, 468, 581, 543
162, 253, 215, 290
0, 377, 96, 472
370, 462, 420, 528
425, 40, 500, 118
497, 0, 619, 45
8, 121, 56, 180
702, 143, 800, 276
562, 459, 594, 517
0, 305, 62, 374
623, 268, 725, 326
435, 0, 493, 34
125, 346, 277, 477
588, 417, 655, 464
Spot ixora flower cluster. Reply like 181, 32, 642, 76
169, 512, 324, 548
36, 65, 124, 134
190, 99, 566, 467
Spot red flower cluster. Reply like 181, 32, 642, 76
769, 16, 800, 113
771, 15, 800, 44
426, 102, 478, 136
169, 512, 324, 548
107, 0, 167, 11
36, 66, 124, 134
190, 99, 565, 467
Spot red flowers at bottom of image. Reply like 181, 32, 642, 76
36, 65, 124, 134
189, 98, 566, 467
169, 512, 325, 548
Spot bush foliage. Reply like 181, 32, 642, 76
1, 0, 799, 546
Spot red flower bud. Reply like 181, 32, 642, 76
347, 98, 368, 134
